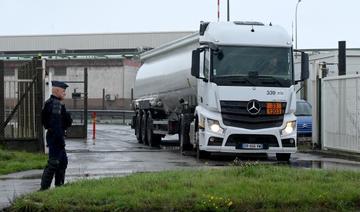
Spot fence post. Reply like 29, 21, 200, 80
0, 61, 4, 140
92, 112, 96, 140
317, 75, 322, 149
35, 57, 44, 152
84, 68, 88, 138
338, 41, 346, 76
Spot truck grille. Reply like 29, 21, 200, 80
220, 100, 286, 130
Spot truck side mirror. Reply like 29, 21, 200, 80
191, 49, 200, 78
300, 52, 309, 81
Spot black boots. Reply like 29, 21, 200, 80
40, 159, 66, 190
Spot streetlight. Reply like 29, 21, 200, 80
227, 0, 230, 22
295, 0, 302, 50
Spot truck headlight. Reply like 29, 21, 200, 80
207, 119, 224, 134
281, 121, 296, 136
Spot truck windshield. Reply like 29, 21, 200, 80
212, 46, 293, 87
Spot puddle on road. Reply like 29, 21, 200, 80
172, 152, 360, 171
69, 138, 360, 172
289, 160, 360, 171
197, 158, 360, 171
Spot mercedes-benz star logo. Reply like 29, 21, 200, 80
247, 100, 261, 115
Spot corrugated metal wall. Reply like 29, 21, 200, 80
0, 31, 194, 51
322, 75, 360, 153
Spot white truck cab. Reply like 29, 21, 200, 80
132, 21, 309, 161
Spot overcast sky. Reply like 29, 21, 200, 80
1, 0, 359, 49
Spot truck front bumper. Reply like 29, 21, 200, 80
197, 110, 297, 154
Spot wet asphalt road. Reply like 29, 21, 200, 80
1, 124, 360, 210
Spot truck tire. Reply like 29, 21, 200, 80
147, 111, 161, 147
194, 129, 211, 159
135, 111, 143, 143
179, 115, 192, 153
141, 111, 148, 145
276, 153, 291, 161
198, 150, 211, 159
196, 144, 210, 159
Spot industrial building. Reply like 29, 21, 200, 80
1, 32, 360, 154
0, 31, 195, 110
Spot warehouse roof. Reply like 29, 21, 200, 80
0, 31, 195, 53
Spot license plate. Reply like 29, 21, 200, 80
241, 143, 263, 149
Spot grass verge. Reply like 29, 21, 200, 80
8, 164, 360, 211
0, 148, 47, 175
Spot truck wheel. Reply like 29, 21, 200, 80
198, 150, 211, 159
195, 130, 210, 159
196, 144, 210, 159
147, 112, 161, 147
141, 111, 148, 145
179, 115, 192, 153
276, 153, 291, 161
135, 111, 142, 143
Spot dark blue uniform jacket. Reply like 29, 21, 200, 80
41, 95, 72, 149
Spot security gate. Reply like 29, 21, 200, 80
0, 57, 45, 152
321, 75, 360, 153
59, 68, 88, 139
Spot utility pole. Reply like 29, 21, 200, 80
295, 0, 302, 50
0, 61, 4, 141
217, 0, 220, 22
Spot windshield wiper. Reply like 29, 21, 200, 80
231, 78, 256, 86
215, 76, 256, 86
257, 76, 285, 86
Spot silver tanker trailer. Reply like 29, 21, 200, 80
132, 21, 309, 161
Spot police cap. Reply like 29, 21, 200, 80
51, 81, 69, 89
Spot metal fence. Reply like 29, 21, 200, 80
4, 79, 37, 138
68, 109, 134, 125
322, 75, 360, 153
0, 58, 44, 152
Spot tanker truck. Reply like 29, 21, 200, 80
132, 21, 309, 161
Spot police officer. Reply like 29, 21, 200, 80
40, 80, 72, 190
